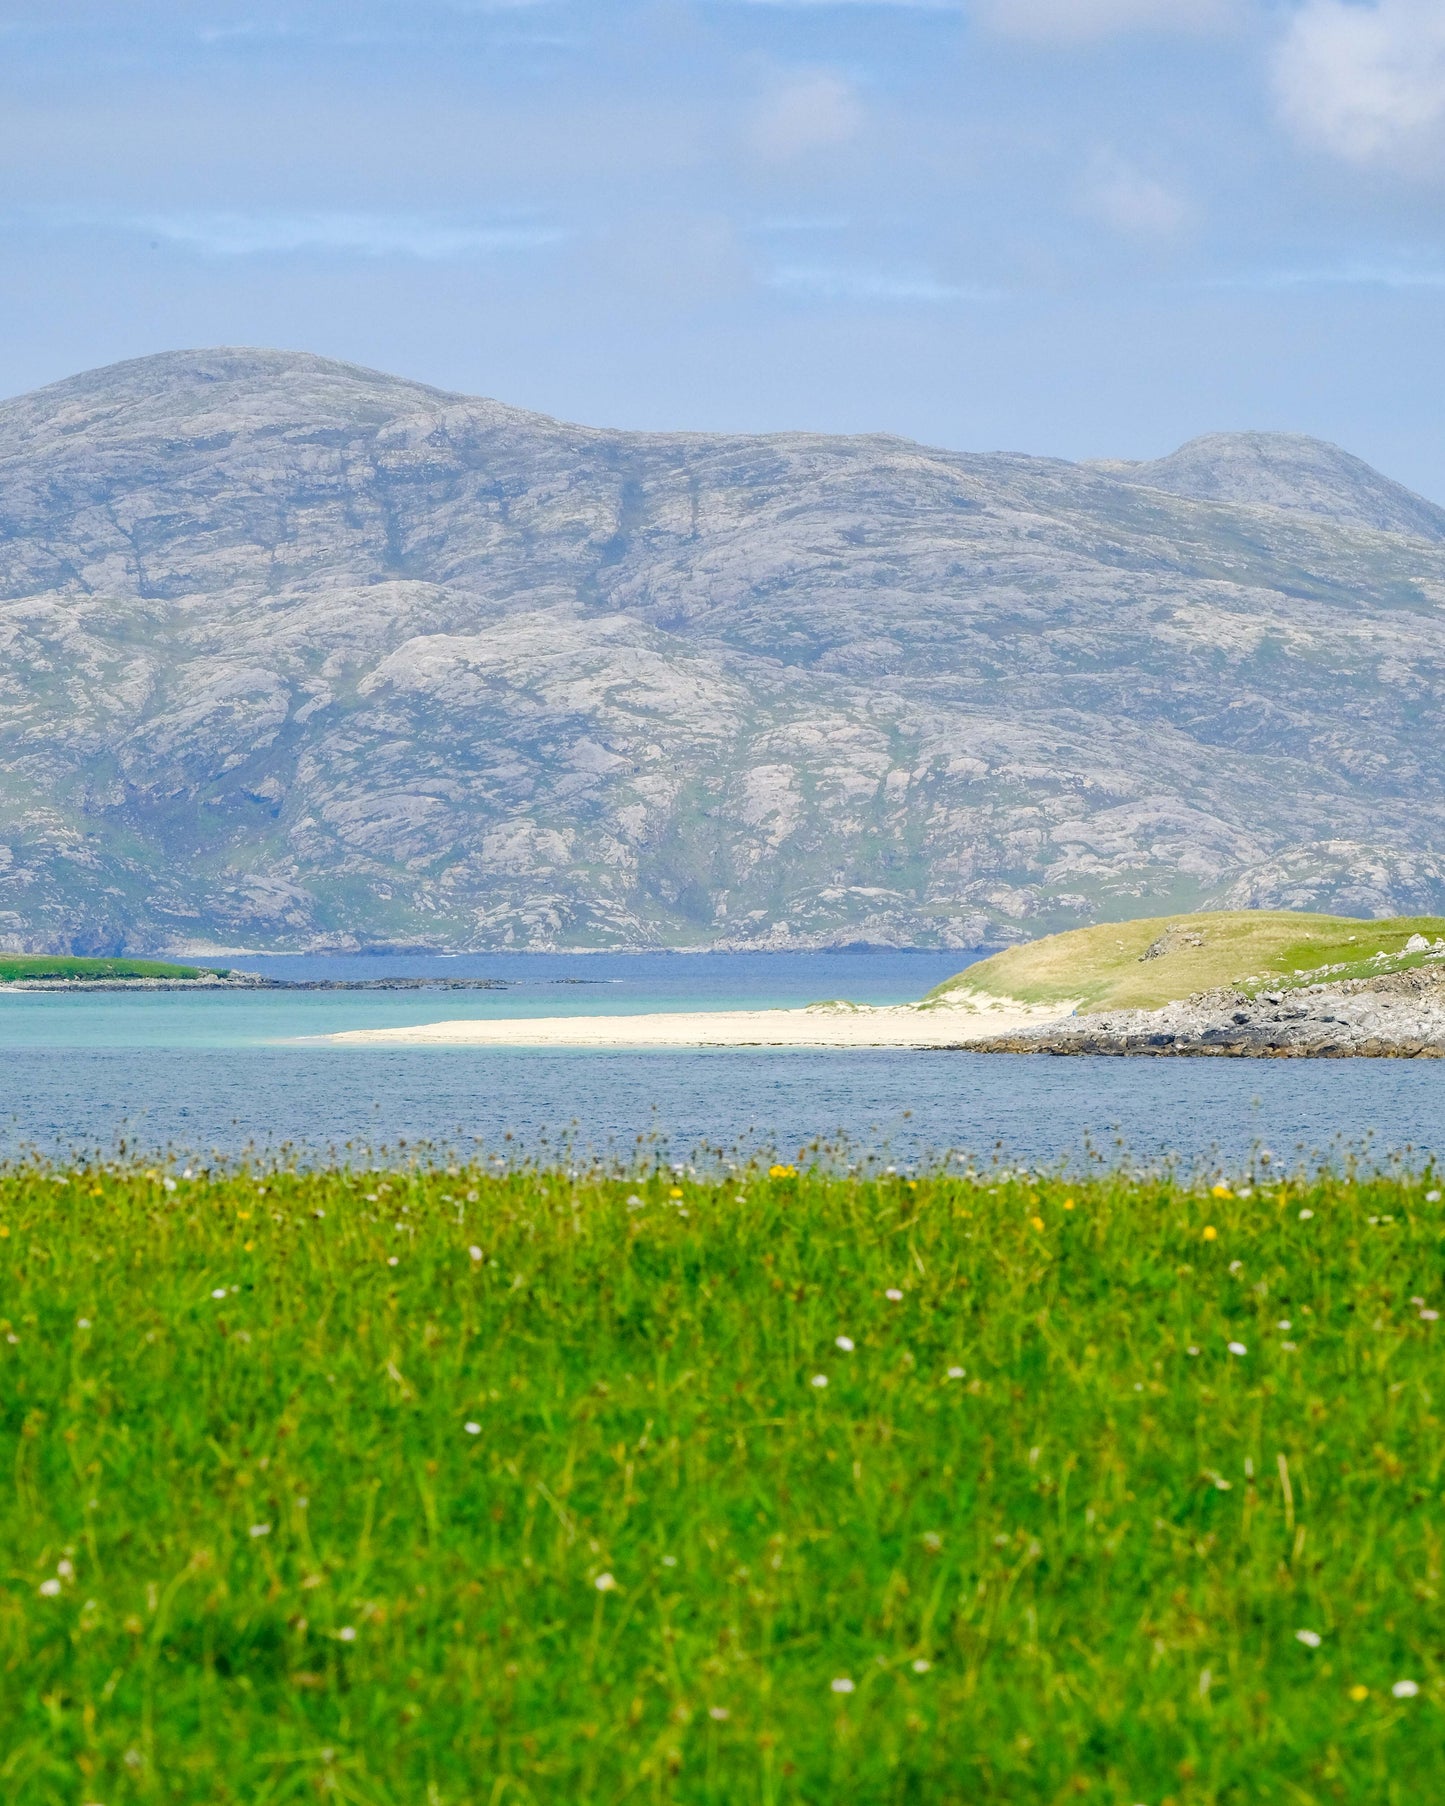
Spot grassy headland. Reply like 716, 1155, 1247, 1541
2, 1161, 1442, 1802
0, 955, 214, 982
931, 911, 1445, 1015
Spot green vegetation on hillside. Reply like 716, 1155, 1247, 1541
0, 954, 211, 982
2, 1160, 1443, 1802
932, 910, 1445, 1015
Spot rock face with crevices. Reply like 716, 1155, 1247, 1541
974, 965, 1445, 1057
2, 348, 1445, 952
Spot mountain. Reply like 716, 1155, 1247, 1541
2, 348, 1444, 954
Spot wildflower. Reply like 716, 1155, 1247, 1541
464, 1422, 481, 1435
830, 1677, 855, 1694
1228, 1259, 1243, 1274
1349, 1684, 1369, 1701
38, 1578, 61, 1597
163, 1177, 177, 1193
1031, 1216, 1044, 1232
1422, 1310, 1440, 1322
57, 1559, 74, 1579
1427, 1190, 1442, 1203
811, 1374, 829, 1389
337, 1626, 357, 1642
249, 1523, 271, 1539
912, 1658, 932, 1673
835, 1335, 855, 1352
662, 1555, 677, 1567
594, 1572, 618, 1592
947, 1366, 965, 1379
1202, 1226, 1217, 1242
1392, 1679, 1419, 1699
626, 1195, 644, 1209
1227, 1341, 1247, 1357
211, 1288, 227, 1300
1299, 1208, 1315, 1220
76, 1318, 91, 1330
1277, 1320, 1292, 1331
1063, 1198, 1075, 1210
1237, 1187, 1253, 1199
1296, 1629, 1322, 1648
1212, 1185, 1232, 1199
708, 1706, 729, 1721
886, 1288, 904, 1302
1187, 1346, 1200, 1356
468, 1245, 483, 1261
769, 1164, 797, 1179
669, 1187, 684, 1199
387, 1256, 399, 1267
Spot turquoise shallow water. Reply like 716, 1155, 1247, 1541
2, 952, 1442, 1170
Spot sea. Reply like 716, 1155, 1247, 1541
1, 950, 1441, 1174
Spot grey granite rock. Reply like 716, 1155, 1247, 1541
2, 349, 1445, 953
973, 964, 1445, 1057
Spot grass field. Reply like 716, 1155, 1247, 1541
2, 1160, 1443, 1804
0, 956, 211, 982
931, 911, 1445, 1015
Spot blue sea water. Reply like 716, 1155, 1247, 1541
1, 951, 1441, 1172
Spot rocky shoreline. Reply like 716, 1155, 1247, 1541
972, 964, 1445, 1058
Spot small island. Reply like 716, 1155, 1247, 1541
0, 954, 235, 987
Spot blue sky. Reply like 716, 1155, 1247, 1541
3, 0, 1445, 495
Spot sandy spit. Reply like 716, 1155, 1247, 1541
317, 997, 1076, 1050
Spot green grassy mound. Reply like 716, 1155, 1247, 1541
931, 910, 1445, 1015
0, 955, 212, 982
2, 1161, 1442, 1802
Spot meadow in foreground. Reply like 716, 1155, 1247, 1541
1, 1158, 1442, 1804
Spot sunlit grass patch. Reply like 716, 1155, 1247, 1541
1, 1159, 1442, 1802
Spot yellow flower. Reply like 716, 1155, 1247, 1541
1202, 1225, 1218, 1241
1031, 1216, 1045, 1233
1063, 1199, 1075, 1210
1212, 1184, 1233, 1199
669, 1187, 684, 1199
1349, 1684, 1369, 1701
0, 1226, 8, 1238
769, 1164, 797, 1180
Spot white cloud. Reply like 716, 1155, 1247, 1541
975, 0, 1236, 40
768, 264, 999, 301
1081, 152, 1190, 235
28, 208, 567, 260
1274, 0, 1445, 172
747, 71, 864, 161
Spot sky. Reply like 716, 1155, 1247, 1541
2, 0, 1444, 496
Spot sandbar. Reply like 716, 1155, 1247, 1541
318, 995, 1076, 1050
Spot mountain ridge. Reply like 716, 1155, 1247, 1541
2, 348, 1443, 954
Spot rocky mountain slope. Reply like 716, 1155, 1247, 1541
2, 348, 1444, 953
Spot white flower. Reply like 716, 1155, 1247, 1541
594, 1572, 618, 1592
76, 1318, 91, 1330
249, 1523, 271, 1538
337, 1626, 357, 1642
1237, 1188, 1253, 1199
1296, 1629, 1321, 1648
947, 1366, 965, 1379
56, 1559, 74, 1579
468, 1246, 483, 1261
163, 1177, 177, 1193
1392, 1679, 1419, 1698
662, 1555, 677, 1567
911, 1658, 931, 1673
211, 1288, 227, 1300
811, 1374, 829, 1389
708, 1705, 729, 1721
38, 1578, 61, 1597
885, 1288, 904, 1302
1186, 1346, 1200, 1356
1228, 1341, 1247, 1357
830, 1677, 855, 1694
1422, 1310, 1440, 1322
1299, 1209, 1314, 1221
1277, 1320, 1292, 1331
1426, 1191, 1441, 1204
626, 1195, 644, 1209
464, 1421, 481, 1435
835, 1336, 855, 1352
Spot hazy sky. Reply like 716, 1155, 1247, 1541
3, 0, 1444, 495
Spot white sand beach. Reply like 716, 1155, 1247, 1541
319, 994, 1077, 1050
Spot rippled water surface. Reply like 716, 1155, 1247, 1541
2, 952, 1441, 1169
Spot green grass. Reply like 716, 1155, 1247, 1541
0, 956, 212, 982
2, 1160, 1444, 1804
930, 911, 1445, 1014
